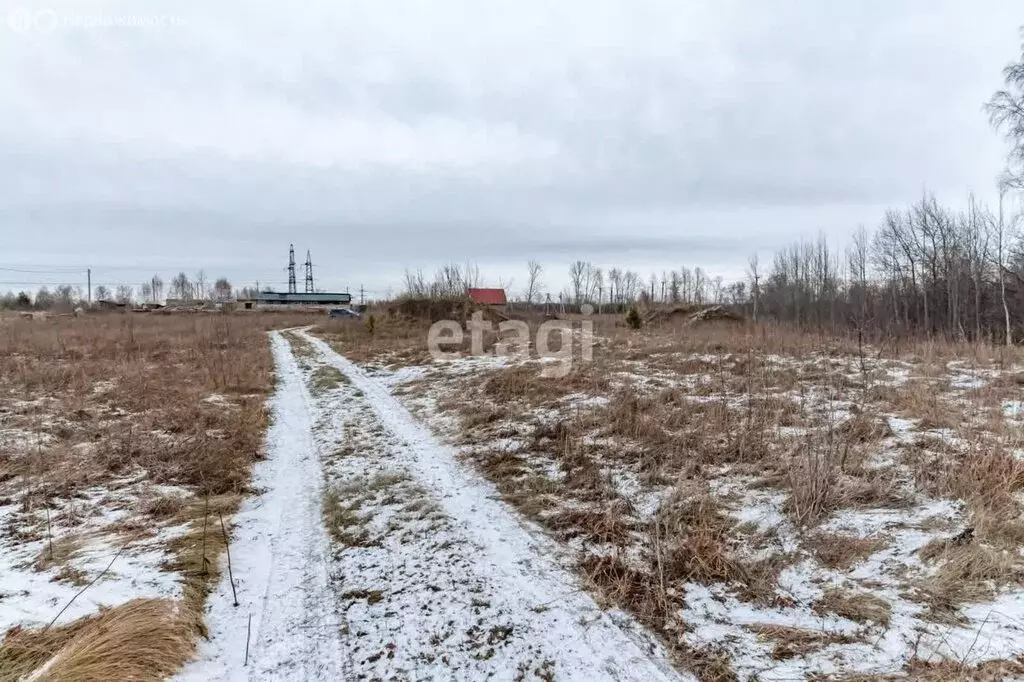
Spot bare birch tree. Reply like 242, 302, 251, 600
524, 260, 543, 303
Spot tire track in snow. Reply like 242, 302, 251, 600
176, 332, 344, 681
301, 329, 687, 682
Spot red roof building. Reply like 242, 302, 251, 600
466, 288, 507, 305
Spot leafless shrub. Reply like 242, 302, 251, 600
651, 492, 741, 585
783, 433, 842, 526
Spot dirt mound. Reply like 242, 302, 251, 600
386, 297, 464, 322
688, 305, 744, 323
643, 304, 699, 324
643, 305, 744, 326
384, 296, 509, 324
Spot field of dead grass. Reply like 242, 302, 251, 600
309, 312, 1024, 680
0, 310, 317, 681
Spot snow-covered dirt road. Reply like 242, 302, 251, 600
179, 329, 686, 681
176, 332, 344, 681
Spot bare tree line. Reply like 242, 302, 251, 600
754, 35, 1024, 342
399, 257, 734, 312
750, 190, 1023, 342
1, 270, 241, 310
403, 262, 483, 299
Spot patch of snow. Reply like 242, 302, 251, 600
886, 416, 918, 440
1004, 400, 1024, 420
91, 380, 116, 395
0, 427, 55, 451
562, 392, 611, 409
0, 494, 185, 633
950, 374, 988, 390
301, 329, 686, 682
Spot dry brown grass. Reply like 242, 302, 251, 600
0, 599, 192, 682
900, 658, 1024, 681
0, 314, 293, 495
933, 444, 1024, 542
838, 411, 893, 443
651, 492, 743, 586
746, 623, 856, 660
807, 532, 887, 570
825, 652, 1024, 680
313, 306, 511, 367
677, 644, 738, 682
917, 543, 1024, 622
813, 588, 891, 626
547, 501, 635, 545
162, 492, 243, 636
305, 313, 1024, 679
882, 379, 957, 430
823, 658, 1024, 681
142, 493, 187, 520
0, 311, 315, 679
31, 534, 82, 573
905, 430, 1024, 617
309, 364, 347, 395
481, 362, 611, 405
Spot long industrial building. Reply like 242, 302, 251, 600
252, 292, 352, 305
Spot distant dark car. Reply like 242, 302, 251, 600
328, 308, 360, 319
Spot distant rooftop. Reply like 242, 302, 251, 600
467, 288, 507, 305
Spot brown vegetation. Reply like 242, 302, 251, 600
813, 588, 892, 627
0, 311, 317, 680
307, 312, 1024, 678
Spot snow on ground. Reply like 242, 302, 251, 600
176, 332, 344, 681
181, 330, 684, 681
352, 338, 1024, 679
674, 491, 1022, 680
299, 330, 686, 681
0, 475, 187, 634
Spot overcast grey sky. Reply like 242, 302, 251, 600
1, 1, 1021, 298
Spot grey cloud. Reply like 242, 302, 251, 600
0, 0, 1020, 294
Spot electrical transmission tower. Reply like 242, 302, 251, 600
287, 244, 297, 294
304, 250, 314, 293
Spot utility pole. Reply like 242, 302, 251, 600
87, 268, 91, 304
304, 250, 314, 293
287, 244, 297, 294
